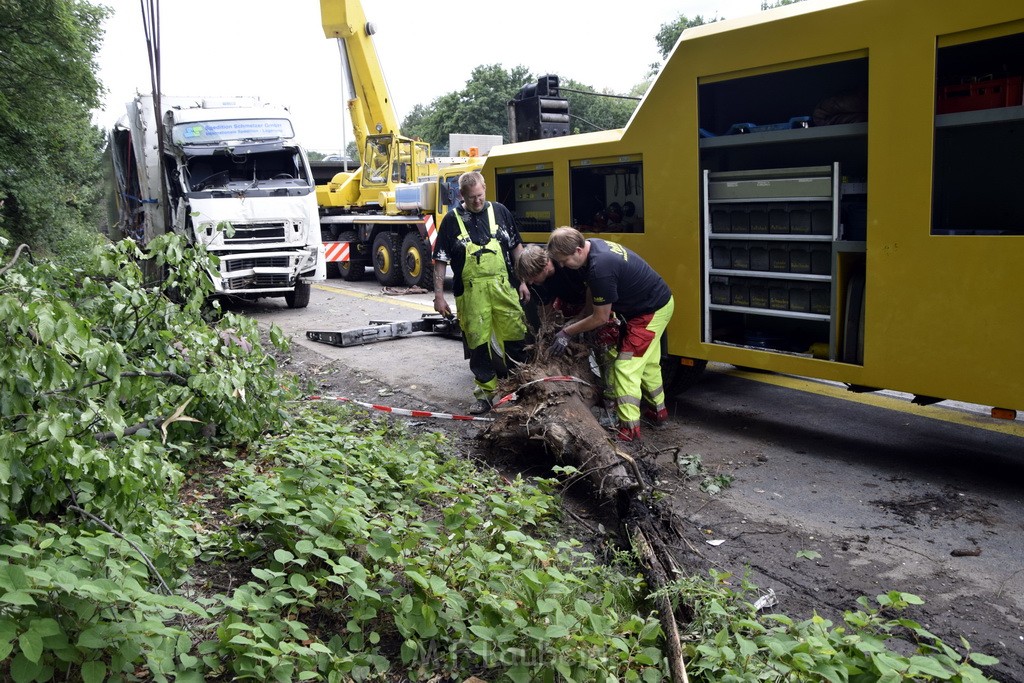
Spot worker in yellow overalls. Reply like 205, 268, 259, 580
433, 171, 528, 415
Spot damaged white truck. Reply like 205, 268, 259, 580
109, 95, 325, 308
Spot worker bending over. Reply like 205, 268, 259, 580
433, 171, 528, 415
546, 226, 674, 441
515, 243, 588, 318
516, 244, 619, 409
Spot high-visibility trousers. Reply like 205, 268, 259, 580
609, 296, 674, 429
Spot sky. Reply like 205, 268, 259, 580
94, 0, 770, 153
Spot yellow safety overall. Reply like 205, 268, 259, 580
611, 296, 675, 432
453, 206, 527, 400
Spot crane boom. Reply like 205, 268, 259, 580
319, 0, 401, 140
314, 0, 488, 292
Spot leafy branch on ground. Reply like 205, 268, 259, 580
0, 235, 1000, 682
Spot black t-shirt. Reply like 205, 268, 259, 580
584, 238, 672, 319
532, 260, 588, 308
433, 201, 522, 297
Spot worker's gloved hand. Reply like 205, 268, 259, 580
549, 330, 571, 357
595, 319, 621, 348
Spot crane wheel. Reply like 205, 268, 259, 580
401, 232, 434, 288
371, 232, 403, 286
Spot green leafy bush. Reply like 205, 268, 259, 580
0, 235, 1001, 682
193, 404, 668, 682
0, 235, 292, 681
668, 570, 998, 682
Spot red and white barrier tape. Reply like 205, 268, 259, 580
305, 395, 494, 422
305, 375, 591, 422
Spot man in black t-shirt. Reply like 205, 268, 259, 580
547, 227, 674, 442
515, 244, 587, 318
433, 171, 528, 415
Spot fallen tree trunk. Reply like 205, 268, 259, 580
484, 355, 638, 507
481, 323, 695, 681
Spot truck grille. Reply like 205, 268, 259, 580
225, 221, 288, 243
225, 256, 291, 272
225, 273, 292, 289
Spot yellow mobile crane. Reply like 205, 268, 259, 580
317, 0, 485, 288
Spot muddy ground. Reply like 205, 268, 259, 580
265, 325, 1024, 682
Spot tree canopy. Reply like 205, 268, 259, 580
401, 64, 532, 152
396, 0, 812, 146
399, 66, 643, 150
0, 0, 110, 256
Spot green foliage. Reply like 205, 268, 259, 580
763, 0, 807, 10
665, 571, 998, 682
401, 64, 533, 149
674, 452, 734, 494
0, 232, 297, 681
0, 521, 205, 682
193, 403, 668, 681
0, 233, 293, 530
561, 79, 640, 134
0, 0, 110, 252
402, 66, 642, 145
655, 13, 718, 60
0, 235, 1001, 682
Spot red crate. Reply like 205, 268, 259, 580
937, 76, 1023, 114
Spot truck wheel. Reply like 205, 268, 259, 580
338, 259, 367, 281
371, 232, 403, 286
285, 281, 311, 309
334, 231, 366, 281
664, 357, 708, 396
659, 333, 707, 396
400, 232, 434, 288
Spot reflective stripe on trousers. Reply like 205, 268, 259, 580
609, 296, 674, 427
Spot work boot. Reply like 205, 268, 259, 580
469, 398, 492, 415
642, 407, 669, 424
616, 425, 642, 442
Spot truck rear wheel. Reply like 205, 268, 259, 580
659, 334, 707, 396
337, 259, 367, 281
401, 232, 434, 288
371, 232, 403, 286
664, 357, 708, 396
332, 231, 366, 281
285, 281, 311, 309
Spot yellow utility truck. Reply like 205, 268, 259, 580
482, 0, 1023, 415
316, 0, 492, 288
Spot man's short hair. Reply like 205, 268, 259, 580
459, 170, 485, 194
547, 226, 586, 259
516, 244, 549, 282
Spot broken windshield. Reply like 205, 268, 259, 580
186, 148, 310, 192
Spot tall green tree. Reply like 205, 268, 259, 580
402, 64, 532, 149
561, 79, 641, 134
655, 0, 808, 61
0, 0, 109, 256
655, 14, 718, 60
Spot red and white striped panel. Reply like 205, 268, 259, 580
424, 215, 437, 249
323, 241, 350, 262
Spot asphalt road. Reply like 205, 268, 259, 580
242, 276, 1024, 680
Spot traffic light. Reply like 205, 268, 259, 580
507, 74, 570, 142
